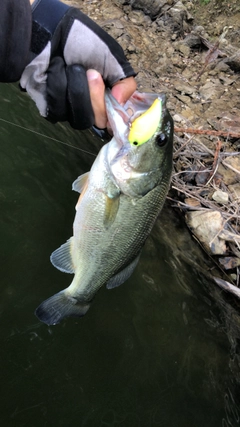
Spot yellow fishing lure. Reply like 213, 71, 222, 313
128, 98, 162, 146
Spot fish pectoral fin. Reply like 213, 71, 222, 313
106, 252, 141, 289
72, 172, 89, 193
50, 237, 75, 274
103, 195, 120, 228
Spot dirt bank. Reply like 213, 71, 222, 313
67, 0, 240, 293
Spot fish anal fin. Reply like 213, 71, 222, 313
106, 253, 141, 289
50, 237, 75, 274
72, 172, 89, 193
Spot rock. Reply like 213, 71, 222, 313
173, 114, 183, 122
192, 26, 207, 37
182, 33, 202, 48
195, 168, 209, 186
217, 163, 239, 186
223, 156, 240, 176
180, 106, 197, 121
219, 257, 240, 270
128, 9, 146, 25
199, 81, 225, 101
186, 210, 227, 255
174, 42, 191, 56
126, 0, 172, 19
117, 34, 131, 51
175, 94, 191, 104
228, 183, 240, 200
156, 1, 193, 36
217, 112, 240, 135
175, 82, 196, 96
215, 61, 231, 73
224, 51, 240, 72
212, 190, 229, 204
168, 1, 193, 23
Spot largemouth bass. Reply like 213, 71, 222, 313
35, 91, 173, 325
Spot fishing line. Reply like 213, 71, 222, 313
0, 117, 97, 157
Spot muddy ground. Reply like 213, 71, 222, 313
67, 0, 240, 292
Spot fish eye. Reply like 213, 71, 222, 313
156, 133, 168, 147
133, 141, 138, 146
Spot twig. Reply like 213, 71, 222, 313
173, 135, 194, 158
196, 28, 228, 79
209, 215, 233, 248
205, 139, 222, 186
222, 159, 240, 176
175, 127, 240, 139
171, 184, 240, 220
167, 196, 208, 211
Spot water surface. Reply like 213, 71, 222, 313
0, 83, 240, 427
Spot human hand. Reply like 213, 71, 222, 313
87, 70, 137, 129
20, 0, 137, 131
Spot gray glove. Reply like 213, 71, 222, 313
20, 0, 136, 130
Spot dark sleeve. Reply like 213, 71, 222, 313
0, 0, 32, 82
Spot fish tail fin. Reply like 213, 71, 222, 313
35, 290, 91, 325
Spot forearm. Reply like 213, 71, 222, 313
0, 0, 32, 82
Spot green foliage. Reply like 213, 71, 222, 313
200, 0, 210, 4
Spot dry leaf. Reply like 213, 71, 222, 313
184, 197, 201, 207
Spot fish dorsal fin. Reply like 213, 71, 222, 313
106, 252, 141, 289
50, 237, 75, 274
104, 195, 120, 228
72, 172, 89, 193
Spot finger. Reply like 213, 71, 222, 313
106, 77, 136, 134
111, 76, 137, 105
86, 69, 107, 128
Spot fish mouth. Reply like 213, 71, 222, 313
104, 90, 130, 141
125, 92, 166, 122
105, 91, 170, 190
105, 90, 167, 136
105, 90, 167, 166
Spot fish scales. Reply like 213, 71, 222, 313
71, 169, 170, 299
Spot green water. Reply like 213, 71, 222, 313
0, 83, 240, 427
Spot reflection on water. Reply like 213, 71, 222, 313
0, 83, 240, 427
